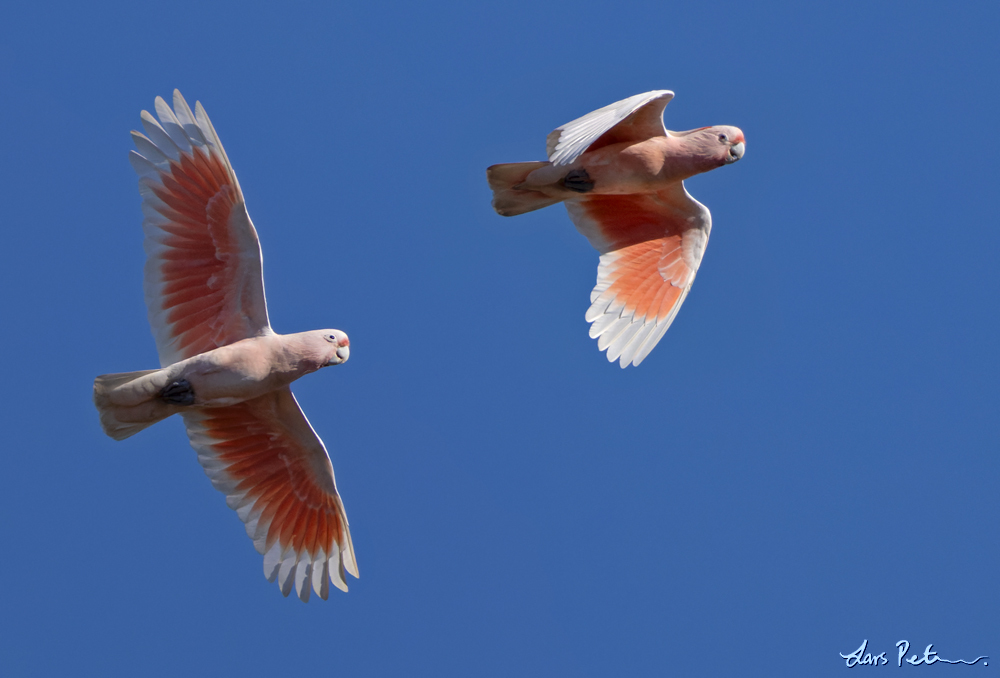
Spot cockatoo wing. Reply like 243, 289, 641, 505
546, 90, 674, 166
565, 183, 711, 367
130, 90, 270, 367
183, 387, 358, 601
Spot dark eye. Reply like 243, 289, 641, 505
326, 334, 336, 342
718, 133, 728, 142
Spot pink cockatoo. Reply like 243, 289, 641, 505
93, 91, 358, 601
487, 90, 744, 367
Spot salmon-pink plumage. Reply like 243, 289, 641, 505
94, 90, 357, 601
487, 90, 744, 367
185, 390, 357, 598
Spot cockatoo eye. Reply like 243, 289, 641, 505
718, 133, 729, 142
326, 334, 337, 342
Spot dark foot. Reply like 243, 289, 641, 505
563, 169, 594, 193
160, 379, 195, 406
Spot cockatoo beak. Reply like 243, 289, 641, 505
727, 141, 745, 163
324, 332, 350, 365
324, 344, 350, 366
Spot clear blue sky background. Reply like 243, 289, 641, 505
1, 1, 998, 676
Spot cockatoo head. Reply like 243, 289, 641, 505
714, 126, 745, 164
319, 329, 351, 366
678, 125, 745, 170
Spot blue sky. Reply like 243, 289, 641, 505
2, 1, 998, 675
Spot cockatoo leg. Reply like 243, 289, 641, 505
160, 379, 195, 406
563, 169, 594, 193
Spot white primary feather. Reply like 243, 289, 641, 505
227, 489, 252, 512
170, 92, 209, 147
588, 310, 622, 338
597, 316, 634, 351
263, 542, 282, 582
294, 560, 311, 602
617, 322, 657, 366
277, 552, 297, 597
130, 132, 170, 167
330, 556, 349, 593
313, 556, 330, 600
341, 531, 359, 579
241, 506, 265, 542
631, 322, 672, 367
585, 295, 616, 324
140, 111, 182, 161
153, 97, 194, 153
194, 100, 242, 195
606, 321, 645, 361
128, 151, 160, 178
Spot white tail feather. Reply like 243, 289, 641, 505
93, 369, 170, 440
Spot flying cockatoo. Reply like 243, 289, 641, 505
487, 90, 744, 367
93, 91, 358, 601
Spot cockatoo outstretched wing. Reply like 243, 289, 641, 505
183, 388, 358, 601
130, 89, 270, 368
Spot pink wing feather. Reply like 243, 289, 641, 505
183, 388, 358, 601
566, 185, 711, 368
131, 90, 270, 367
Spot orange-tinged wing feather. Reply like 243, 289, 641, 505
183, 388, 358, 601
132, 90, 270, 367
566, 184, 711, 367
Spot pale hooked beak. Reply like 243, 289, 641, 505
727, 141, 745, 163
326, 334, 350, 366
